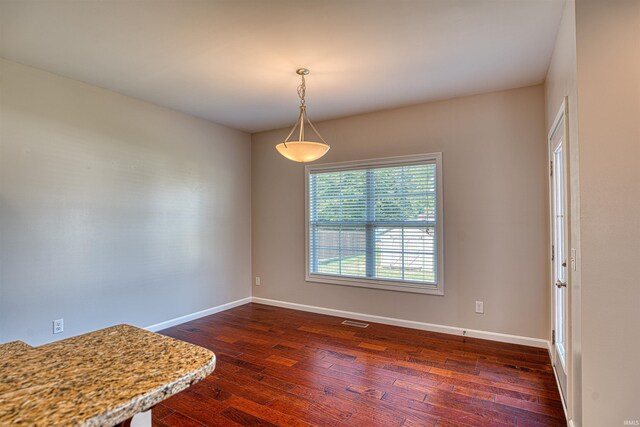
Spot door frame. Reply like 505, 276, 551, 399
547, 97, 571, 418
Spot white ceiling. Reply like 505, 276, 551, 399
0, 0, 564, 133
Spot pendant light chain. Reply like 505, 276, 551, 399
298, 74, 306, 106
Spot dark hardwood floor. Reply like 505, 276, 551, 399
154, 303, 565, 426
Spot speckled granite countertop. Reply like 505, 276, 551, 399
0, 341, 33, 358
0, 324, 216, 427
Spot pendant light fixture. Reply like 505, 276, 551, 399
275, 68, 330, 163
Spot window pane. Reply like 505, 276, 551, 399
403, 227, 436, 283
375, 227, 404, 280
311, 170, 366, 222
313, 225, 366, 278
373, 226, 436, 283
373, 164, 436, 222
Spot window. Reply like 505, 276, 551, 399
305, 153, 444, 295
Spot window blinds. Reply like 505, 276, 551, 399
308, 161, 438, 286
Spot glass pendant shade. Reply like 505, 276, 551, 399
275, 141, 330, 163
276, 69, 330, 163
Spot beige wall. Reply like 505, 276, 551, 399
0, 59, 252, 345
545, 0, 582, 424
252, 85, 549, 340
575, 1, 640, 425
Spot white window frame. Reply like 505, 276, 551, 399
305, 153, 444, 295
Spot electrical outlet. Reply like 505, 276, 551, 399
53, 319, 64, 334
255, 276, 261, 286
475, 301, 484, 314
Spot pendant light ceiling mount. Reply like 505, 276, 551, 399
275, 68, 330, 163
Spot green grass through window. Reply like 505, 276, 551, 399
317, 255, 435, 283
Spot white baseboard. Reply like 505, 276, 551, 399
145, 297, 252, 332
143, 295, 548, 348
251, 297, 549, 349
547, 340, 554, 357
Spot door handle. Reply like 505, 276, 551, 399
556, 280, 567, 288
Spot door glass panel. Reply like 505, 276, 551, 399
553, 144, 566, 364
550, 104, 568, 403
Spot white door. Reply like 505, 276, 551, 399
550, 106, 568, 400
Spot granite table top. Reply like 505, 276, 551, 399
0, 324, 216, 426
0, 341, 33, 358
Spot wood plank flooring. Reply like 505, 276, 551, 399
154, 303, 565, 426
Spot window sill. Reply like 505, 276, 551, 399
306, 273, 444, 295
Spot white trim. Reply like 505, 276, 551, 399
548, 97, 571, 417
143, 296, 550, 349
144, 297, 252, 332
251, 297, 548, 349
306, 274, 443, 295
547, 341, 571, 426
548, 97, 568, 142
304, 153, 445, 296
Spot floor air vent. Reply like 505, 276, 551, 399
342, 320, 369, 328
